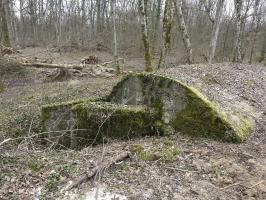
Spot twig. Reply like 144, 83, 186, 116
64, 151, 130, 191
0, 138, 13, 146
165, 167, 200, 173
221, 182, 242, 190
0, 128, 94, 147
247, 180, 266, 189
27, 119, 35, 150
221, 180, 266, 190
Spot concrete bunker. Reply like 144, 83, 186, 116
41, 73, 253, 148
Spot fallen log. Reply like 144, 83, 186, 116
21, 58, 124, 70
21, 62, 82, 69
65, 151, 130, 191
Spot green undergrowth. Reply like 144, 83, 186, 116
130, 139, 180, 162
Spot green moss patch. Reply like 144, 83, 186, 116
130, 143, 180, 162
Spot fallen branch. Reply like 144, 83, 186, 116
0, 138, 13, 147
165, 166, 200, 173
65, 151, 130, 191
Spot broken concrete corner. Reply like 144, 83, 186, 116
41, 73, 254, 148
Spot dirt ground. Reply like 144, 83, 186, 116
0, 48, 265, 200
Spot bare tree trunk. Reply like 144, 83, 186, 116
208, 0, 225, 64
57, 0, 62, 44
111, 0, 120, 73
0, 0, 11, 47
5, 0, 15, 43
90, 0, 95, 37
9, 0, 18, 43
158, 0, 172, 69
249, 0, 261, 64
19, 0, 25, 46
258, 31, 266, 63
174, 0, 193, 64
139, 0, 152, 72
233, 0, 243, 63
152, 0, 162, 52
28, 0, 37, 42
240, 0, 252, 60
96, 0, 101, 33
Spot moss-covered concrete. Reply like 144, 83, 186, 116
108, 73, 253, 142
41, 73, 254, 148
72, 102, 161, 146
41, 100, 162, 148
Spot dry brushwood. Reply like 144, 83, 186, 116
65, 151, 130, 191
0, 44, 21, 56
81, 55, 100, 64
45, 68, 73, 82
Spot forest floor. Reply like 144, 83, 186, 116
0, 47, 266, 200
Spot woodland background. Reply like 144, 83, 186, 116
0, 0, 265, 69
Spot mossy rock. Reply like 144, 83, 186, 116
108, 73, 253, 142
